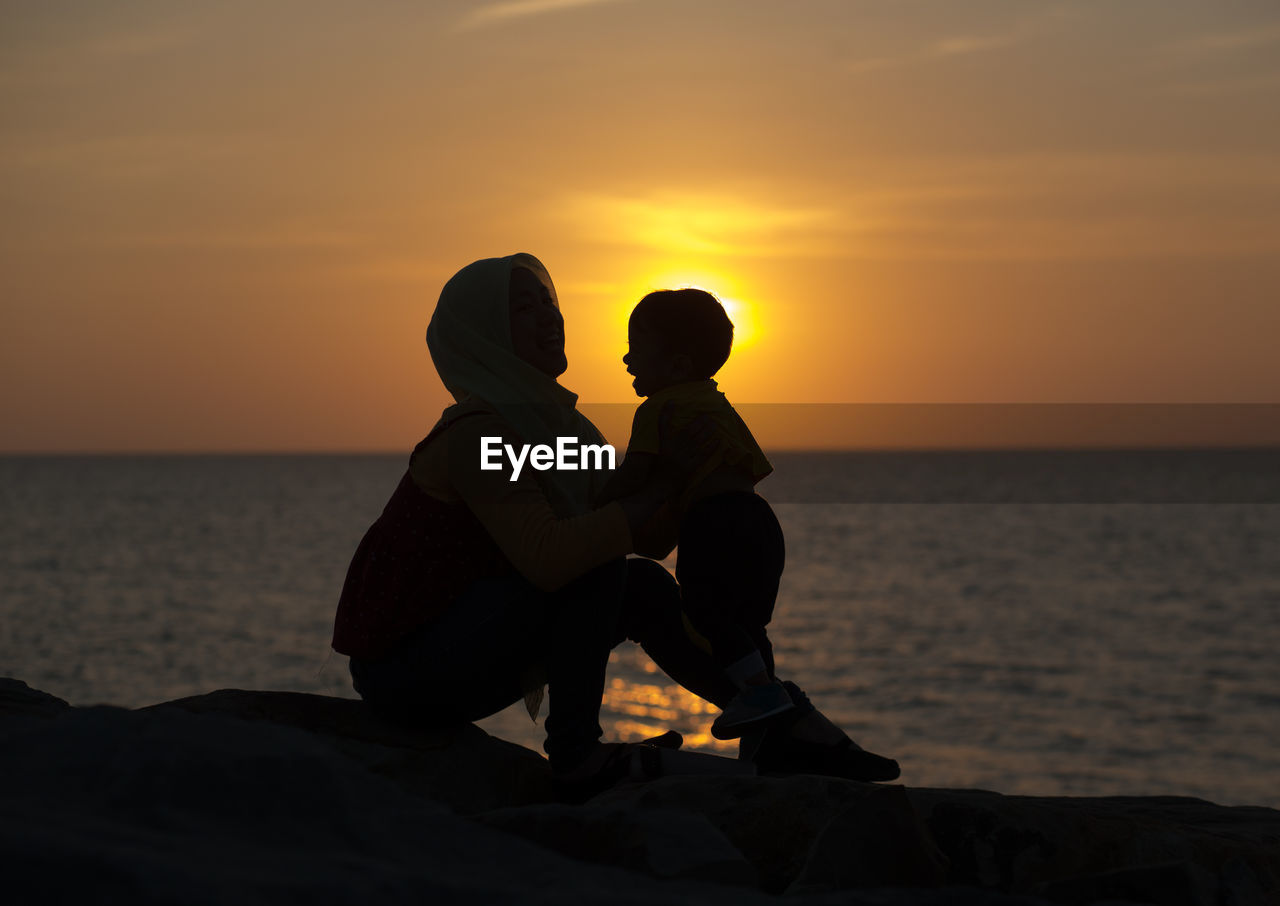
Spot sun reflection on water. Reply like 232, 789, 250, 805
601, 676, 737, 753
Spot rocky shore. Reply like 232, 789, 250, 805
2, 677, 1276, 905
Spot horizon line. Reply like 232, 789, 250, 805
3, 443, 1278, 457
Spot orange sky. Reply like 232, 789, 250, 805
3, 1, 1279, 451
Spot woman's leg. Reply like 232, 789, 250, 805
541, 557, 627, 769
350, 560, 627, 772
349, 574, 546, 725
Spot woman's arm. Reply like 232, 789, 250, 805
594, 451, 656, 506
419, 414, 668, 591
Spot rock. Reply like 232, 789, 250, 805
476, 803, 758, 887
577, 771, 1280, 902
909, 788, 1280, 902
147, 688, 554, 813
596, 773, 910, 893
789, 783, 950, 894
3, 677, 1278, 906
1034, 859, 1223, 906
0, 677, 71, 718
0, 695, 771, 905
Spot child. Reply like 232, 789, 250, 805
600, 288, 794, 740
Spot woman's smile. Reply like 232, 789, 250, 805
509, 266, 568, 377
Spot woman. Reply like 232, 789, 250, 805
332, 253, 898, 798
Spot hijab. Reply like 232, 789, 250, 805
426, 253, 605, 515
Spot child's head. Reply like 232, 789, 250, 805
623, 288, 734, 397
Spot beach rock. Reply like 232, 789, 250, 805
3, 677, 1278, 906
147, 687, 554, 813
475, 803, 758, 887
0, 694, 770, 906
1033, 859, 1225, 906
595, 773, 929, 893
0, 677, 71, 718
909, 787, 1280, 902
790, 783, 951, 894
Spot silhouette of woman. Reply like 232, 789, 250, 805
332, 253, 897, 799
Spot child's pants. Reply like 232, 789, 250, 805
675, 491, 786, 677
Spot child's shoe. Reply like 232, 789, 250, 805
711, 680, 795, 739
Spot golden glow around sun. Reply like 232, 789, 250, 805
615, 266, 761, 351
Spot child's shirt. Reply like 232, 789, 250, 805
627, 380, 773, 497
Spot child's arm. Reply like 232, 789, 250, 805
595, 451, 657, 506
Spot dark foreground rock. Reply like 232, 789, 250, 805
2, 677, 1276, 905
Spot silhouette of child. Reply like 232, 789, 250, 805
600, 289, 793, 740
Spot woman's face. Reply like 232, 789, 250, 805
508, 266, 567, 378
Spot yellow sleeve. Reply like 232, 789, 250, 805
412, 413, 632, 591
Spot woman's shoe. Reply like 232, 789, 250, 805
710, 680, 795, 739
552, 742, 664, 804
550, 732, 682, 804
642, 730, 684, 750
750, 731, 901, 782
553, 734, 756, 803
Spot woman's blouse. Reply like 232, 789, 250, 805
332, 411, 630, 659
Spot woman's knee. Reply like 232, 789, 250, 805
626, 557, 678, 601
619, 557, 682, 643
549, 556, 626, 632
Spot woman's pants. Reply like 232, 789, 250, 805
349, 557, 742, 767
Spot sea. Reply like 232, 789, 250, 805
2, 451, 1277, 808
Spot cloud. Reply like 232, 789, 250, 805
103, 226, 367, 252
564, 151, 1280, 263
562, 191, 839, 257
456, 0, 633, 31
845, 30, 1022, 74
0, 133, 265, 176
85, 26, 197, 59
844, 153, 1280, 261
1164, 24, 1280, 56
842, 6, 1073, 75
0, 22, 197, 89
1169, 72, 1280, 97
1155, 23, 1280, 96
934, 33, 1020, 57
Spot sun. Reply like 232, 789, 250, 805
616, 266, 761, 351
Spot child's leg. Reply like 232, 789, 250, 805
615, 557, 738, 707
675, 492, 785, 688
743, 500, 784, 679
745, 623, 776, 682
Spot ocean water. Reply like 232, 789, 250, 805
1, 452, 1277, 807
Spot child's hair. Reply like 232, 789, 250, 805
631, 288, 734, 379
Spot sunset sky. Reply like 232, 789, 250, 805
3, 0, 1278, 451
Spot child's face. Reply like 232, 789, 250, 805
623, 318, 682, 397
